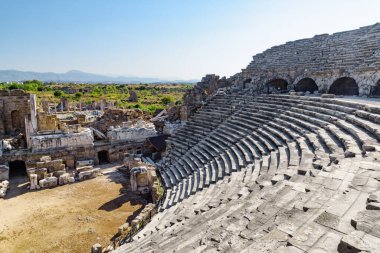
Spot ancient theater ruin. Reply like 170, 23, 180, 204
109, 23, 380, 253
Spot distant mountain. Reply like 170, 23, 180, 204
0, 70, 198, 84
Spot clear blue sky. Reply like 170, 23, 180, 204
0, 0, 379, 80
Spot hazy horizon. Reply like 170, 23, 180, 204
1, 0, 379, 80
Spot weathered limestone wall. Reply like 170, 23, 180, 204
37, 112, 61, 131
0, 89, 31, 135
182, 74, 232, 119
30, 127, 94, 152
107, 122, 157, 143
235, 23, 380, 96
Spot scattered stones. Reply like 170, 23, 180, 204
0, 180, 9, 198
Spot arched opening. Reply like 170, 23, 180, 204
8, 160, 27, 178
371, 80, 380, 97
265, 79, 289, 93
98, 150, 109, 164
295, 78, 318, 93
329, 77, 358, 96
243, 78, 252, 84
11, 110, 23, 131
243, 78, 251, 89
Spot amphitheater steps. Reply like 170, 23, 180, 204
126, 93, 380, 253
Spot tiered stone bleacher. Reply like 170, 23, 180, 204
114, 92, 380, 253
246, 23, 380, 73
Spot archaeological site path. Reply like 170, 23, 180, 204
0, 164, 143, 253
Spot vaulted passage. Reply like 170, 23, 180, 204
329, 77, 358, 96
265, 79, 288, 93
371, 80, 380, 97
9, 160, 27, 178
295, 78, 318, 93
98, 150, 110, 164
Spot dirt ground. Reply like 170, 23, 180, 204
0, 164, 144, 253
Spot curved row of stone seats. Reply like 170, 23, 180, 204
246, 23, 380, 72
268, 95, 380, 148
159, 99, 311, 209
114, 94, 380, 252
115, 151, 380, 253
162, 92, 380, 200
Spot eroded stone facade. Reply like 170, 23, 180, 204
0, 89, 31, 136
234, 23, 380, 96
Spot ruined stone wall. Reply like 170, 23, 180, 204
37, 112, 61, 131
0, 89, 31, 135
107, 123, 157, 143
0, 141, 143, 169
30, 127, 94, 152
236, 23, 380, 96
182, 74, 232, 119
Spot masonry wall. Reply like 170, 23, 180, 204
0, 89, 30, 135
235, 23, 380, 96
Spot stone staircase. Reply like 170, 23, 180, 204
113, 93, 380, 253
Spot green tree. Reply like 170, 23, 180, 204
74, 92, 83, 101
54, 90, 64, 98
161, 95, 174, 105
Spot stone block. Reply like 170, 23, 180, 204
0, 165, 9, 181
78, 168, 100, 181
351, 210, 380, 238
59, 173, 70, 185
40, 156, 51, 162
29, 174, 40, 190
39, 176, 58, 188
53, 170, 66, 178
91, 243, 102, 253
338, 231, 380, 253
118, 223, 130, 234
76, 165, 94, 173
321, 94, 335, 98
76, 160, 94, 168
0, 180, 9, 198
27, 167, 48, 181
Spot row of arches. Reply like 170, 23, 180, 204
249, 77, 380, 96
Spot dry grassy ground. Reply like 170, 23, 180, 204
0, 164, 144, 253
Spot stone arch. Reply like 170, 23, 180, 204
265, 79, 289, 93
11, 110, 23, 131
370, 79, 380, 97
328, 77, 359, 96
295, 78, 318, 93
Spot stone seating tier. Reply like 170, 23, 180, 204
115, 93, 380, 252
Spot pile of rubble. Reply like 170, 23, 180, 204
107, 120, 157, 143
88, 109, 149, 134
27, 156, 100, 190
76, 160, 100, 181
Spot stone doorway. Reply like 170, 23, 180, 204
8, 160, 27, 178
265, 79, 288, 93
295, 78, 318, 93
98, 150, 110, 164
370, 80, 380, 97
329, 77, 358, 96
